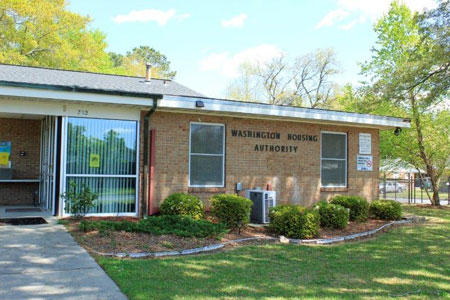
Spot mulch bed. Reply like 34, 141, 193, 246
63, 217, 397, 254
319, 219, 390, 239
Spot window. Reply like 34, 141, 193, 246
189, 123, 225, 187
321, 132, 347, 187
64, 117, 138, 214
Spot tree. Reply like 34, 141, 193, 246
0, 0, 114, 73
255, 55, 296, 105
225, 49, 340, 107
226, 63, 260, 102
292, 48, 340, 108
110, 46, 177, 79
361, 1, 450, 205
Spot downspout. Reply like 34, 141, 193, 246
142, 96, 159, 217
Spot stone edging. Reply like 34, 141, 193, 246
92, 216, 425, 258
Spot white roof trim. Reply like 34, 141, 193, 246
0, 85, 154, 107
160, 96, 411, 129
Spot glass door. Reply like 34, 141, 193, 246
39, 116, 58, 212
61, 117, 139, 216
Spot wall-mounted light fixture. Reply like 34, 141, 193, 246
394, 127, 402, 136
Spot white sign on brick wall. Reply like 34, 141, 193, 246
357, 155, 373, 171
359, 133, 372, 154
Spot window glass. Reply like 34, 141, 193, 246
189, 123, 225, 187
321, 132, 347, 187
321, 160, 346, 186
321, 133, 346, 159
66, 118, 137, 175
65, 117, 138, 214
190, 155, 223, 186
65, 177, 136, 214
190, 124, 224, 154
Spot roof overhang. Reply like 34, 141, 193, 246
158, 96, 411, 129
0, 82, 411, 129
0, 83, 162, 107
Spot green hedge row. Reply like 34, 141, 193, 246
78, 215, 227, 238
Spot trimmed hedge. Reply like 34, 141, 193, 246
160, 193, 204, 220
78, 215, 227, 238
370, 200, 402, 220
210, 194, 253, 229
268, 205, 320, 239
315, 201, 349, 229
330, 195, 369, 222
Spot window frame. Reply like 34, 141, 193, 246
188, 122, 226, 188
320, 131, 348, 188
60, 116, 140, 217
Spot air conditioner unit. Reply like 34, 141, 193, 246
245, 190, 276, 224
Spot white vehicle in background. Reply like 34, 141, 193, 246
379, 181, 406, 193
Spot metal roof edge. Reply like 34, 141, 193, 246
0, 80, 163, 99
160, 95, 411, 129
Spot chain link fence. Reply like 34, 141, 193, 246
379, 176, 450, 205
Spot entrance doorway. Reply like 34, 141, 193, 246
39, 116, 59, 214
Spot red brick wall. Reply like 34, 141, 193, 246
0, 118, 41, 205
141, 111, 380, 212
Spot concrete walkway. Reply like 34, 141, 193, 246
0, 217, 127, 300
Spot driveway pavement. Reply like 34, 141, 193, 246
0, 217, 127, 300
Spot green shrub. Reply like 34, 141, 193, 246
78, 215, 227, 238
315, 201, 349, 229
370, 200, 402, 220
210, 194, 253, 229
160, 193, 204, 220
330, 195, 369, 222
268, 205, 320, 239
62, 181, 98, 218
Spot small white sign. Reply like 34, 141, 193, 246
359, 133, 372, 154
357, 155, 373, 171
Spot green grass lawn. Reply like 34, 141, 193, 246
96, 206, 450, 300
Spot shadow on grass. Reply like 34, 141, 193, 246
98, 206, 450, 300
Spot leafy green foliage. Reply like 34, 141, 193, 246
210, 194, 253, 229
78, 215, 227, 239
109, 46, 177, 79
330, 195, 369, 222
269, 205, 320, 239
315, 201, 349, 229
62, 181, 98, 218
360, 1, 450, 205
0, 0, 114, 73
160, 193, 205, 220
370, 200, 402, 220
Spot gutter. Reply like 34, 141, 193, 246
142, 97, 159, 217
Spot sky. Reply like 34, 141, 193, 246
68, 0, 437, 99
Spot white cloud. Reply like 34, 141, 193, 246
113, 9, 190, 25
176, 13, 191, 22
339, 15, 367, 30
316, 0, 437, 30
316, 9, 350, 29
221, 13, 247, 28
200, 44, 283, 78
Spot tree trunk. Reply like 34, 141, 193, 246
410, 93, 440, 205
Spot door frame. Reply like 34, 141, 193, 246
39, 116, 58, 214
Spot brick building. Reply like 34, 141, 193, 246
0, 64, 410, 217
